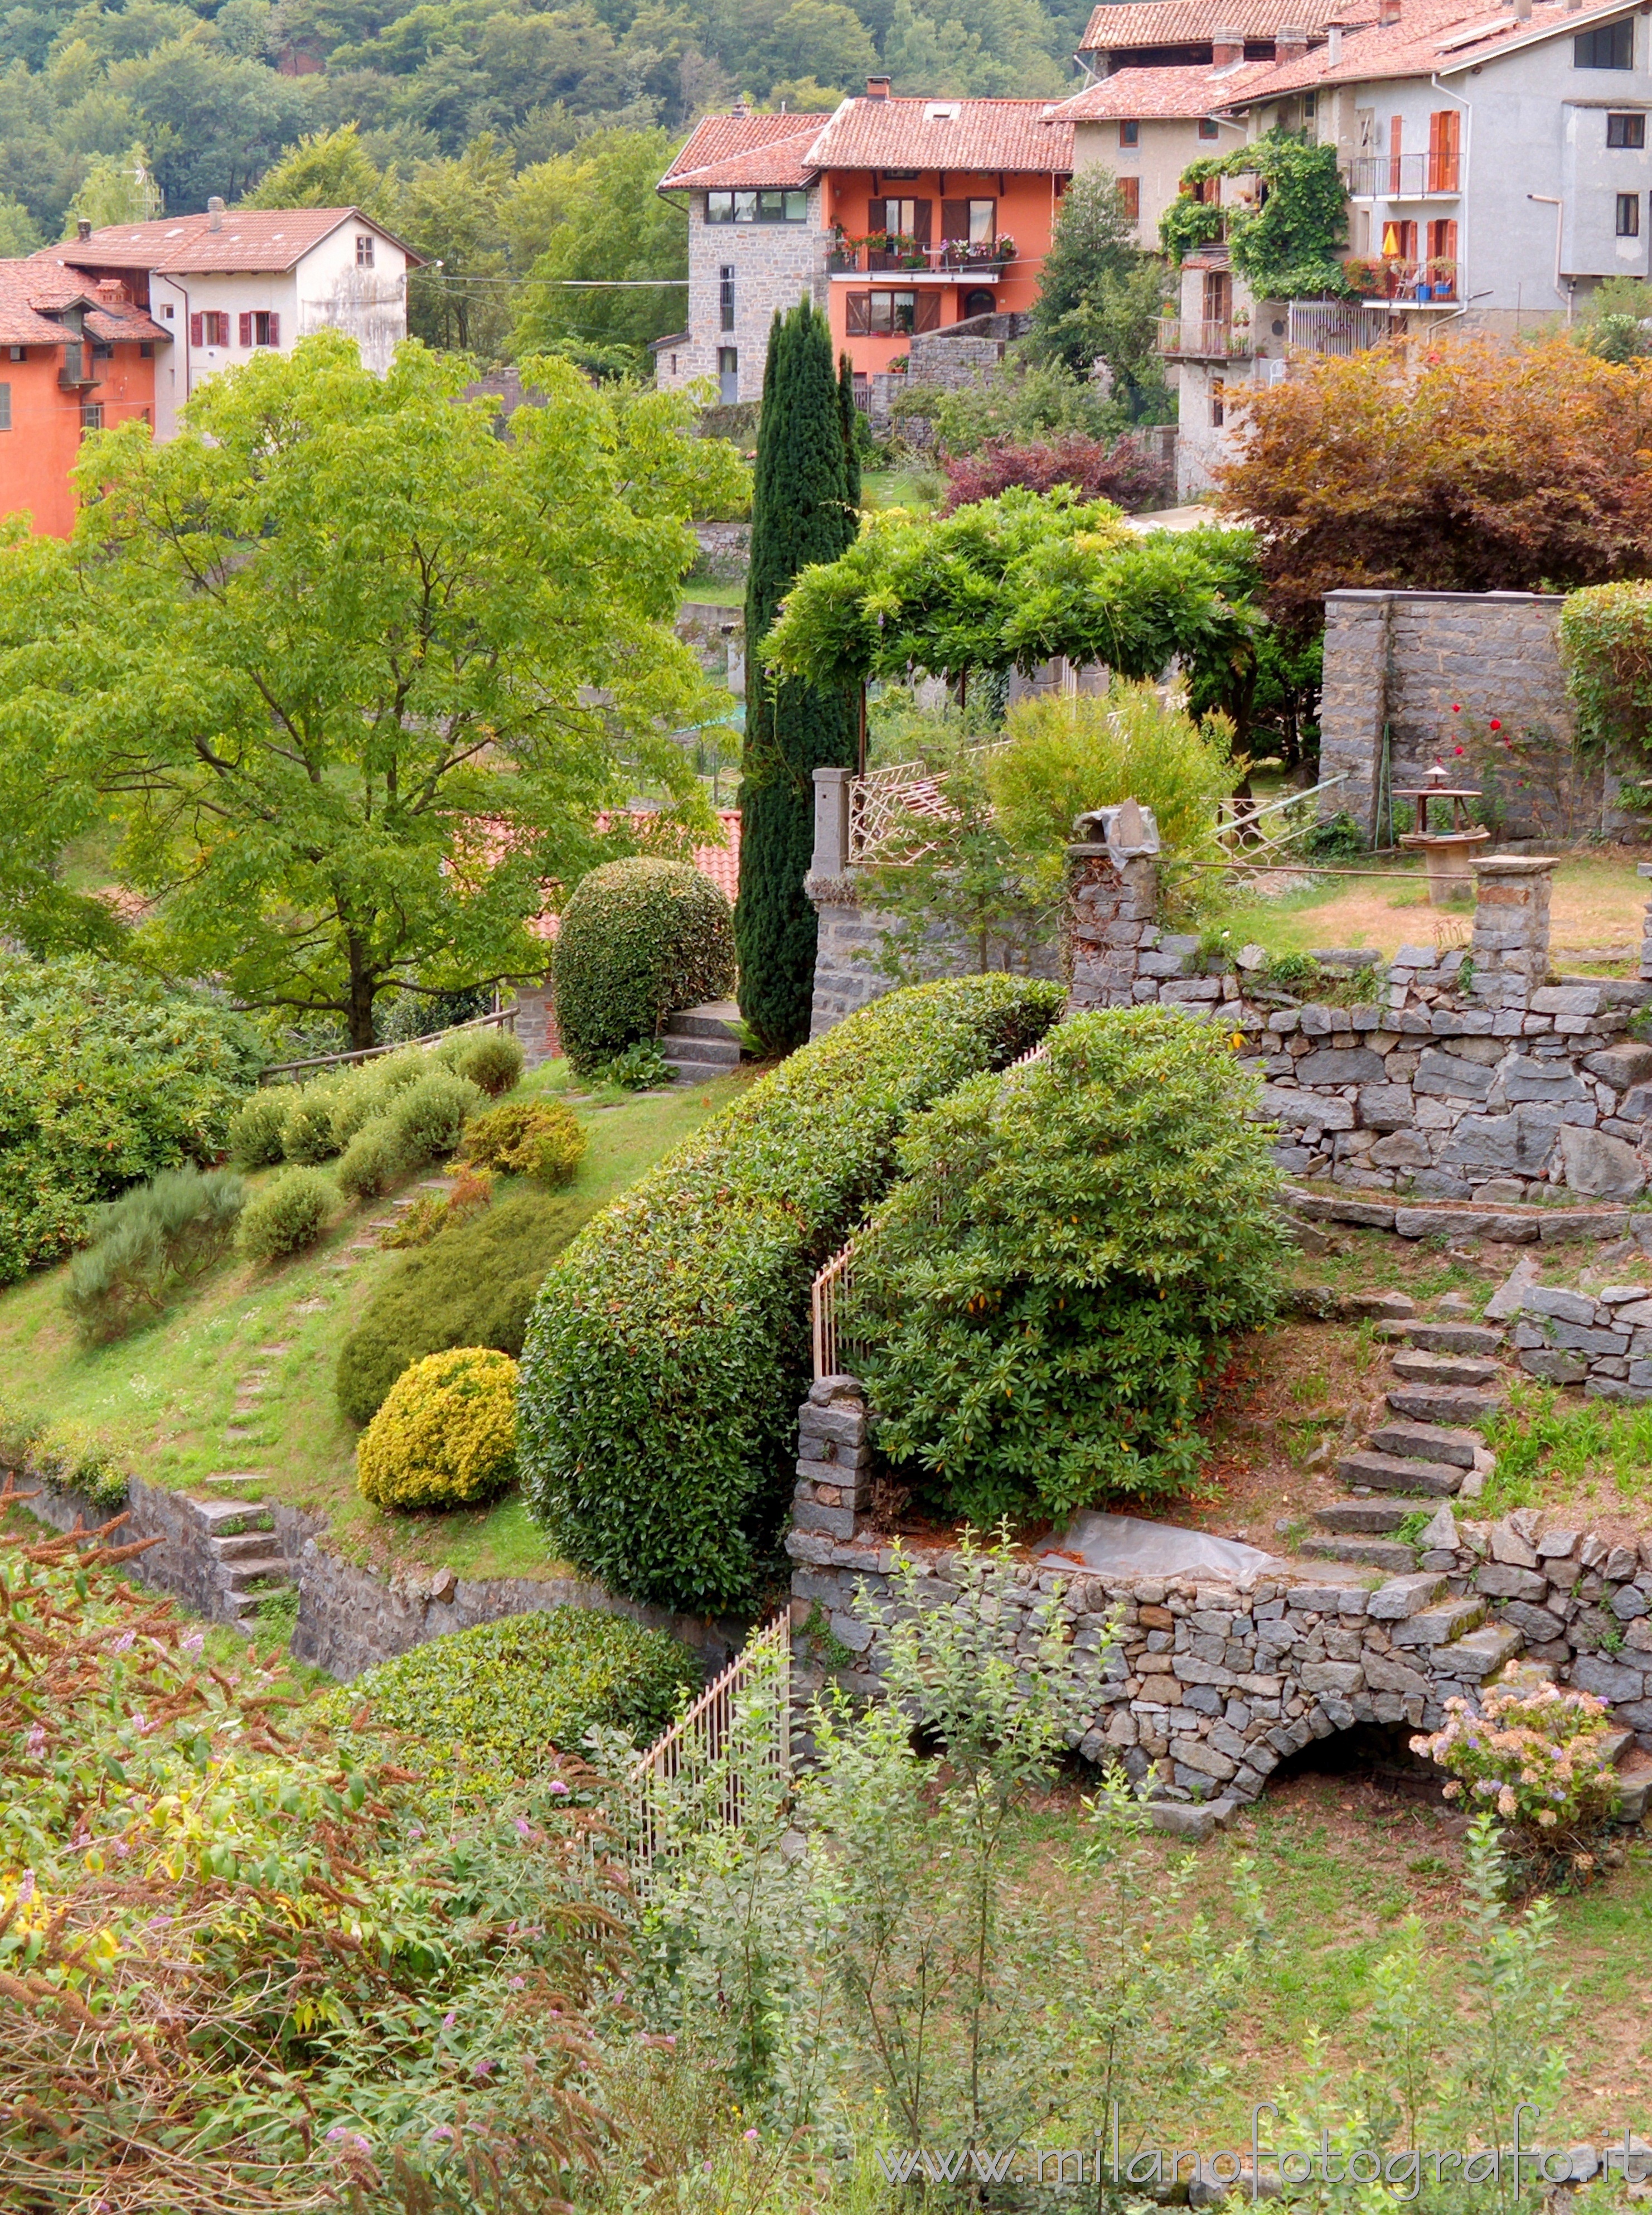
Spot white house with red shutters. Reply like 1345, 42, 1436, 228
31, 202, 418, 440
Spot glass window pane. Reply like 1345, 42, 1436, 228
707, 192, 732, 222
784, 191, 807, 220
734, 191, 756, 221
967, 199, 993, 242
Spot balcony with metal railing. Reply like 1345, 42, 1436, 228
826, 233, 1016, 280
1345, 151, 1461, 199
1344, 257, 1461, 304
1154, 317, 1254, 361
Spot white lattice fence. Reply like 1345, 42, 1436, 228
847, 742, 1005, 865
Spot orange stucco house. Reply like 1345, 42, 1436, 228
657, 86, 1074, 404
0, 262, 166, 537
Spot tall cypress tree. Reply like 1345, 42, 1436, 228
735, 302, 858, 1052
837, 349, 863, 510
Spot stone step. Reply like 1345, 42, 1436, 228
1389, 1595, 1486, 1648
1338, 1449, 1462, 1498
661, 1038, 740, 1070
1614, 1750, 1652, 1825
662, 1053, 741, 1085
1601, 1726, 1635, 1766
1313, 1501, 1415, 1534
1443, 1622, 1524, 1680
663, 999, 744, 1044
202, 1472, 269, 1489
221, 1555, 291, 1594
210, 1529, 278, 1564
1399, 1322, 1505, 1357
1391, 1349, 1504, 1389
1368, 1419, 1481, 1469
226, 1587, 286, 1623
1387, 1384, 1503, 1426
1301, 1535, 1419, 1572
187, 1494, 267, 1532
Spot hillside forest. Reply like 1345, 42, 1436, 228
0, 0, 1092, 366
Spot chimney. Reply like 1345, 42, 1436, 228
207, 194, 225, 231
1276, 22, 1308, 58
866, 72, 891, 96
1377, 0, 1400, 23
1328, 23, 1343, 60
1212, 22, 1244, 65
76, 217, 91, 240
1513, 0, 1530, 16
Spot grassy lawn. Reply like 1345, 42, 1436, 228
861, 464, 945, 514
680, 573, 746, 608
1007, 1771, 1652, 2144
1206, 852, 1651, 964
0, 1060, 752, 1583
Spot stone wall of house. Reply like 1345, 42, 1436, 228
655, 193, 829, 408
786, 1381, 1652, 1827
1316, 588, 1638, 845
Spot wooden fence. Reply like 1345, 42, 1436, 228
258, 1007, 516, 1086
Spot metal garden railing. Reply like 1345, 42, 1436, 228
631, 1614, 792, 1873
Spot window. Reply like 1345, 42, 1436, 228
718, 345, 738, 403
1302, 90, 1317, 118
356, 233, 375, 265
0, 383, 9, 431
845, 289, 941, 335
1609, 111, 1646, 146
90, 340, 112, 360
1427, 109, 1461, 191
238, 311, 281, 346
1619, 191, 1642, 235
1119, 176, 1141, 221
1426, 216, 1458, 293
1198, 116, 1219, 138
1118, 118, 1140, 146
719, 263, 735, 332
191, 311, 229, 347
1577, 18, 1634, 66
79, 403, 103, 433
161, 302, 174, 319
140, 341, 153, 357
705, 188, 808, 223
873, 196, 922, 237
940, 196, 995, 244
61, 341, 84, 382
961, 286, 996, 316
1211, 377, 1225, 428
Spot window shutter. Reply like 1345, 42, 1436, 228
941, 199, 968, 241
267, 311, 279, 346
189, 312, 202, 346
239, 312, 252, 347
913, 289, 941, 332
910, 199, 932, 243
846, 292, 871, 335
1120, 178, 1141, 222
867, 197, 888, 236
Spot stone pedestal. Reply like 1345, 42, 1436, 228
1467, 855, 1554, 1012
510, 972, 560, 1067
1064, 800, 1163, 1010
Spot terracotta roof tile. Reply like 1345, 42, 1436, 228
1079, 0, 1360, 56
34, 206, 419, 277
0, 260, 167, 346
1229, 0, 1630, 93
803, 96, 1073, 174
85, 303, 169, 343
1052, 61, 1278, 117
660, 114, 834, 191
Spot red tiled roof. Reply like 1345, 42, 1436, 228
804, 96, 1074, 175
660, 114, 834, 191
1052, 61, 1277, 118
527, 811, 742, 938
34, 206, 420, 277
1078, 0, 1363, 55
1228, 0, 1631, 95
0, 260, 167, 345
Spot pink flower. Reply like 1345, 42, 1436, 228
473, 2060, 494, 2079
548, 1780, 570, 1796
181, 1630, 204, 1654
1453, 745, 1464, 756
514, 1816, 534, 1840
508, 1976, 525, 1990
744, 2129, 760, 2142
25, 1723, 43, 1758
442, 2011, 457, 2030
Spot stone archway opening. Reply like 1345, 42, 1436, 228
1267, 1719, 1448, 1805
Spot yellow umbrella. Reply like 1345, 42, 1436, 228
1380, 221, 1403, 257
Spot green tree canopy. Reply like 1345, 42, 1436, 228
1027, 165, 1166, 407
0, 333, 747, 1045
511, 127, 688, 373
763, 491, 1265, 724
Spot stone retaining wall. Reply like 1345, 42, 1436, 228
786, 1382, 1652, 1825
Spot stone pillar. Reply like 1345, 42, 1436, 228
1317, 591, 1392, 840
509, 970, 560, 1067
810, 765, 853, 881
789, 1375, 871, 1543
1640, 862, 1652, 981
1064, 799, 1162, 1011
1468, 855, 1554, 1012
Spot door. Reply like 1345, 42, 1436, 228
718, 346, 738, 403
1202, 269, 1232, 344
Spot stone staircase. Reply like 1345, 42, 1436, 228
660, 1000, 745, 1085
181, 1493, 294, 1624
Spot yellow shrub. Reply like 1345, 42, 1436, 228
356, 1347, 519, 1512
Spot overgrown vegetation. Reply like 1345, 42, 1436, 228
64, 1165, 246, 1345
1160, 129, 1350, 300
462, 1096, 587, 1186
843, 1007, 1286, 1523
517, 974, 1063, 1612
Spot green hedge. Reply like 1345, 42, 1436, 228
313, 1607, 701, 1796
336, 1188, 597, 1426
0, 956, 263, 1284
517, 974, 1063, 1613
552, 857, 735, 1074
1558, 580, 1652, 758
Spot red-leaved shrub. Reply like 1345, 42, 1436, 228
941, 432, 1172, 515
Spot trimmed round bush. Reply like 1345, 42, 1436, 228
356, 1346, 519, 1510
312, 1608, 701, 1794
335, 1116, 406, 1202
327, 1062, 395, 1150
517, 973, 1063, 1613
844, 1007, 1288, 1528
228, 1090, 289, 1169
552, 857, 735, 1075
280, 1086, 343, 1165
437, 1029, 525, 1097
336, 1188, 594, 1426
387, 1070, 482, 1166
463, 1098, 585, 1188
237, 1168, 333, 1261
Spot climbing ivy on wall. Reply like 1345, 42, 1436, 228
1158, 128, 1351, 300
